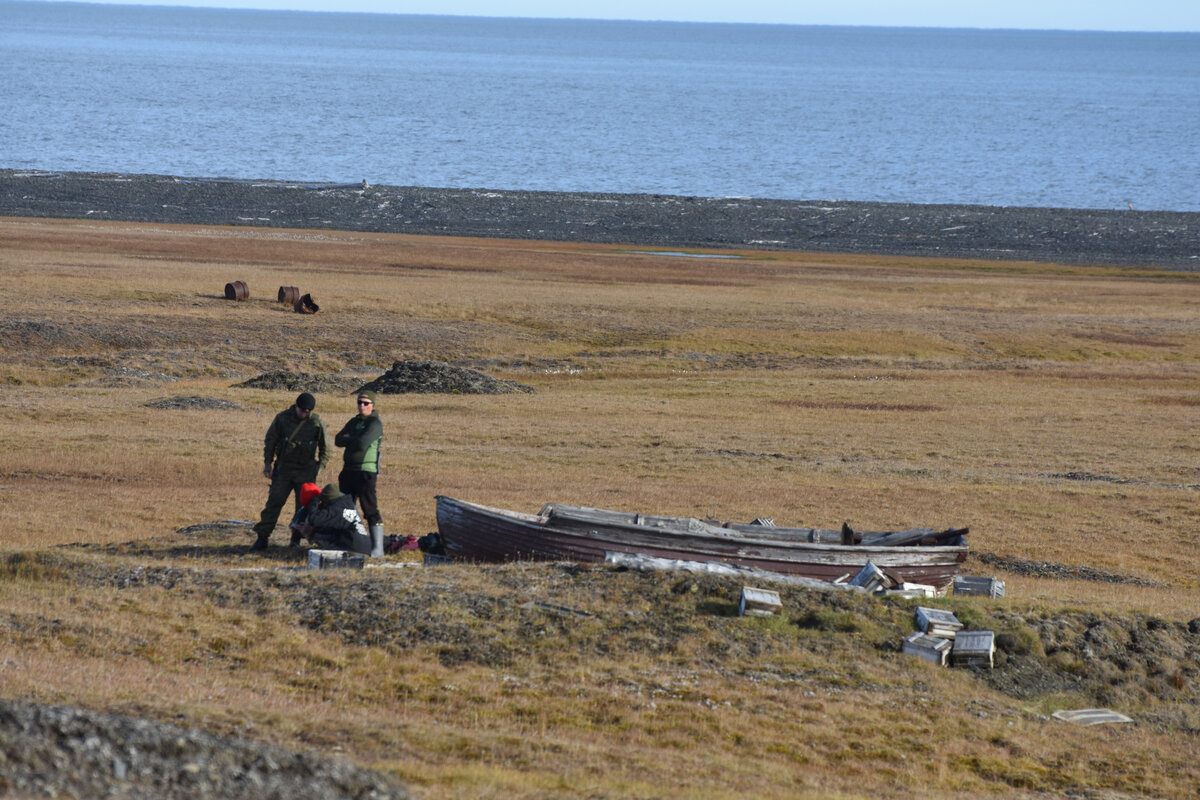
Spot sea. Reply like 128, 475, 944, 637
2, 0, 1198, 211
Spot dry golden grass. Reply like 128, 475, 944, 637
1, 216, 1199, 798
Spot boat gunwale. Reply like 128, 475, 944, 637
436, 495, 969, 555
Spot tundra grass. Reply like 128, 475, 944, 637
0, 217, 1198, 798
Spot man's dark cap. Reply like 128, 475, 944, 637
296, 392, 316, 411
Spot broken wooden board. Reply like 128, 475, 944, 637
1051, 709, 1133, 726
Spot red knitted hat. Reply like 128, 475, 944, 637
299, 483, 321, 506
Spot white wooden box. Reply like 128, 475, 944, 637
739, 586, 783, 617
951, 630, 995, 669
902, 632, 951, 666
915, 606, 963, 639
954, 575, 1006, 598
848, 560, 893, 591
307, 549, 365, 570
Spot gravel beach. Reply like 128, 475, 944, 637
2, 170, 1196, 269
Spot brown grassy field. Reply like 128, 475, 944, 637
1, 215, 1198, 798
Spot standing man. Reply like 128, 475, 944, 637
250, 392, 329, 552
335, 390, 384, 557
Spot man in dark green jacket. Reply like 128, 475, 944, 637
250, 392, 330, 551
335, 390, 384, 556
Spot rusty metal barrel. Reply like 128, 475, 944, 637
278, 286, 300, 305
293, 293, 320, 314
224, 280, 249, 301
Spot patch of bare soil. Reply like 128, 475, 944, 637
360, 359, 534, 395
0, 698, 409, 800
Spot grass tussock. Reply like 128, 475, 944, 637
1, 217, 1200, 798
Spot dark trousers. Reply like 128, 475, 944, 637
253, 471, 311, 538
339, 468, 382, 525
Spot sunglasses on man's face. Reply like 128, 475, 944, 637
358, 399, 373, 406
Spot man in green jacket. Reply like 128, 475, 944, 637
250, 392, 330, 552
335, 390, 384, 557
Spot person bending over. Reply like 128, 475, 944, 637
290, 483, 372, 555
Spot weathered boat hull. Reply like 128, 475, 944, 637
435, 496, 968, 588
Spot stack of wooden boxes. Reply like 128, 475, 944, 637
902, 606, 995, 669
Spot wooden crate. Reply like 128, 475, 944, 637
739, 586, 782, 617
915, 606, 963, 639
951, 630, 995, 669
953, 575, 1006, 598
307, 549, 365, 570
848, 560, 893, 591
888, 582, 936, 598
902, 632, 952, 666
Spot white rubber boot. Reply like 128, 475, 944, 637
370, 523, 384, 558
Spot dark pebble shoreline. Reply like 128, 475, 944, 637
2, 169, 1196, 269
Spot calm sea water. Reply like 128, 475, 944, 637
2, 1, 1198, 210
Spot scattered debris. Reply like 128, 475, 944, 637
1051, 709, 1134, 726
738, 586, 782, 617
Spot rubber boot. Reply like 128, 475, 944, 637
370, 523, 384, 558
288, 529, 302, 547
249, 530, 271, 552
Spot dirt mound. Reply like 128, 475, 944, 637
235, 371, 365, 395
0, 698, 409, 800
144, 396, 245, 411
359, 359, 534, 395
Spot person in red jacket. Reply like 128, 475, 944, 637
290, 483, 371, 554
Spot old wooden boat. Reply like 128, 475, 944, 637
434, 496, 969, 588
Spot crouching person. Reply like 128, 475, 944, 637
287, 482, 323, 547
290, 483, 373, 555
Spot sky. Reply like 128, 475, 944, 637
39, 0, 1200, 32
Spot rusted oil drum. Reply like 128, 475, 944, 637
224, 280, 249, 301
293, 293, 320, 314
278, 286, 300, 305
